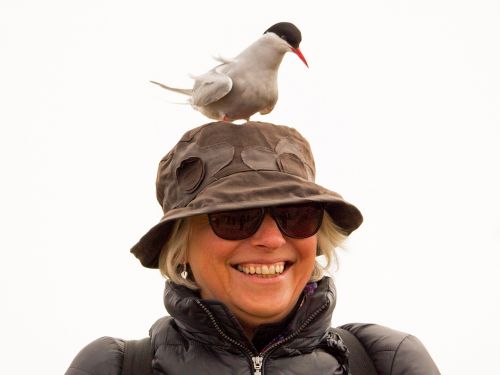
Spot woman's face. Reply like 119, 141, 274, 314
187, 213, 317, 333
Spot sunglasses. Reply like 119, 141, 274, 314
207, 202, 324, 241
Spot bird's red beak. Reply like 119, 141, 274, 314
291, 47, 309, 68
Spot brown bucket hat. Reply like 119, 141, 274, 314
131, 121, 363, 268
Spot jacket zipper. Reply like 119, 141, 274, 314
195, 298, 330, 375
251, 356, 263, 375
257, 300, 330, 367
194, 300, 260, 373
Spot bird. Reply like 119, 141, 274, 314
150, 22, 308, 122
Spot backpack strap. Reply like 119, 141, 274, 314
334, 328, 378, 375
122, 337, 153, 375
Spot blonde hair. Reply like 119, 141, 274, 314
158, 212, 347, 289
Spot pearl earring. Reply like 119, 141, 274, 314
181, 263, 188, 280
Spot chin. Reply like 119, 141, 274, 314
235, 294, 296, 322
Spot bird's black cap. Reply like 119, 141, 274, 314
264, 22, 302, 49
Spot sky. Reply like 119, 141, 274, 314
1, 0, 499, 373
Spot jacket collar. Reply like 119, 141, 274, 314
157, 276, 337, 353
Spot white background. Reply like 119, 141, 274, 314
1, 1, 499, 373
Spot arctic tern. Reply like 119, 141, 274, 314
151, 22, 308, 122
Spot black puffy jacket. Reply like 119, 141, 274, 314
66, 277, 440, 374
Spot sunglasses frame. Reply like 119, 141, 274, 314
207, 202, 325, 241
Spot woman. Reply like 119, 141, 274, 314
66, 121, 440, 374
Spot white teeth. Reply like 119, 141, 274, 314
236, 262, 286, 276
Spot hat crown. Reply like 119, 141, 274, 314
156, 121, 316, 213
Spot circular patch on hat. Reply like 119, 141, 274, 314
176, 157, 205, 193
241, 146, 277, 171
277, 153, 308, 179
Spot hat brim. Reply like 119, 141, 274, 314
131, 170, 362, 268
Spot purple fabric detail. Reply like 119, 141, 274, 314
304, 282, 318, 296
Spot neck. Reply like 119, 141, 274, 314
233, 294, 305, 341
237, 34, 288, 71
240, 322, 258, 340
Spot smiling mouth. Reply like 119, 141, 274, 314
234, 262, 288, 277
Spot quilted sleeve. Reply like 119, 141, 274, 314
339, 323, 440, 375
65, 336, 124, 375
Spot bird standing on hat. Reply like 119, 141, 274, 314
150, 22, 308, 122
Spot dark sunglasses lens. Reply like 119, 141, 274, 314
272, 203, 324, 238
209, 208, 263, 240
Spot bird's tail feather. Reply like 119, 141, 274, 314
167, 100, 191, 105
150, 80, 192, 96
212, 54, 234, 64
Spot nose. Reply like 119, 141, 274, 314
249, 213, 287, 249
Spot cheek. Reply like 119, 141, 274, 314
297, 236, 318, 261
187, 230, 236, 287
296, 237, 318, 279
188, 246, 235, 301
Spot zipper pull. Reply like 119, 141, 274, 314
252, 356, 263, 375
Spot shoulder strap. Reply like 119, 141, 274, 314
122, 337, 153, 375
334, 328, 378, 375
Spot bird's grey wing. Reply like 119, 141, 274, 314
191, 68, 233, 107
